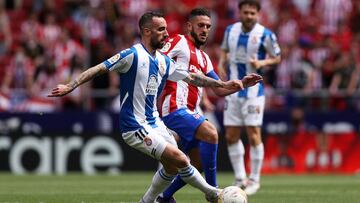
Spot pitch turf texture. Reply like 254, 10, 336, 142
0, 173, 359, 203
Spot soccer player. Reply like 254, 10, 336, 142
156, 8, 262, 203
217, 0, 281, 195
48, 11, 244, 203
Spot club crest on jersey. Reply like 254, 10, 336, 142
146, 75, 158, 95
144, 136, 152, 146
251, 36, 258, 44
108, 53, 121, 64
158, 61, 166, 76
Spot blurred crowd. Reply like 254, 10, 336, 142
0, 0, 359, 112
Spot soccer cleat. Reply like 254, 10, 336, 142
205, 189, 222, 203
243, 179, 260, 195
155, 196, 177, 203
233, 179, 247, 189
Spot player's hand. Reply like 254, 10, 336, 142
242, 73, 263, 88
223, 79, 244, 90
47, 84, 74, 97
250, 57, 263, 69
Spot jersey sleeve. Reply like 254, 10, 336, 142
263, 31, 281, 57
221, 25, 232, 51
102, 48, 135, 73
206, 70, 220, 80
202, 52, 219, 80
167, 59, 189, 82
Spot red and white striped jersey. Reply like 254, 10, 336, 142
159, 34, 215, 117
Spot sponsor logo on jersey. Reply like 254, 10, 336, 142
146, 75, 158, 95
108, 53, 121, 64
189, 65, 201, 73
160, 42, 171, 53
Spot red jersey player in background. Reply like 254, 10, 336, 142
157, 8, 262, 203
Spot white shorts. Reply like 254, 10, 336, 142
223, 96, 265, 127
122, 121, 177, 160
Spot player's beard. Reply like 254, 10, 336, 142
243, 20, 256, 31
190, 30, 207, 47
150, 36, 166, 50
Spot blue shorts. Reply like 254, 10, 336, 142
162, 108, 205, 152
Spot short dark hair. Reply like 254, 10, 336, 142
238, 0, 261, 11
138, 11, 164, 34
188, 8, 211, 21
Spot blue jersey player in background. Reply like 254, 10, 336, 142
217, 0, 281, 196
48, 11, 245, 203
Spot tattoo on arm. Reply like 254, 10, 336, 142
67, 64, 108, 90
184, 73, 223, 87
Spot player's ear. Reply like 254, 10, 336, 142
186, 21, 192, 31
143, 27, 151, 36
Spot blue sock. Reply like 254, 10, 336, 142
199, 141, 218, 187
162, 175, 186, 199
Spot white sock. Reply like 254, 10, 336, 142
179, 165, 218, 196
249, 143, 264, 182
228, 140, 246, 180
142, 168, 175, 203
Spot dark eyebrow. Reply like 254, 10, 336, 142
158, 26, 166, 31
198, 23, 211, 28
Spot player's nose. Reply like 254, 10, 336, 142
164, 30, 169, 38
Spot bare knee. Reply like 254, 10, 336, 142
177, 152, 190, 168
162, 146, 189, 168
246, 126, 262, 146
225, 127, 241, 145
208, 127, 218, 144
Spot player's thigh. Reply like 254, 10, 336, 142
163, 108, 205, 142
195, 120, 218, 144
224, 96, 244, 126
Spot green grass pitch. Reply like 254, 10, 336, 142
0, 172, 359, 203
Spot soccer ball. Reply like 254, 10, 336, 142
219, 186, 248, 203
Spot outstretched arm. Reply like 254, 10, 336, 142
211, 73, 263, 97
183, 72, 225, 88
183, 72, 244, 90
48, 63, 108, 97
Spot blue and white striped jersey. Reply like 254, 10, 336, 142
221, 22, 280, 98
103, 43, 189, 133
